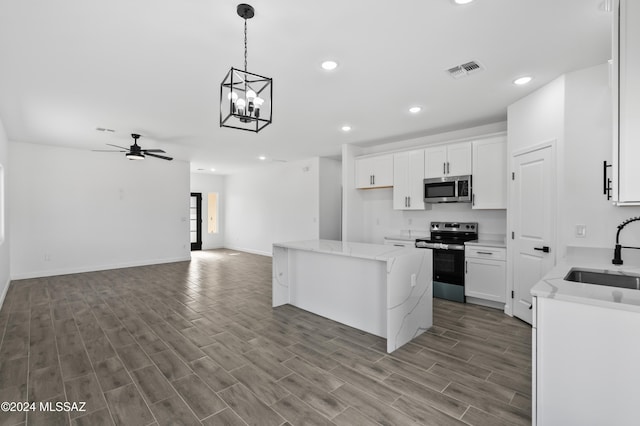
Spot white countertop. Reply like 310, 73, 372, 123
273, 239, 425, 261
465, 239, 506, 248
531, 247, 640, 313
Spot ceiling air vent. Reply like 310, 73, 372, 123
446, 60, 484, 79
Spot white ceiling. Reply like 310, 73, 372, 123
0, 0, 611, 174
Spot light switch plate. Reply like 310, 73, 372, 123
576, 224, 587, 238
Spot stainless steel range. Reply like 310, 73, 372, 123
415, 222, 478, 303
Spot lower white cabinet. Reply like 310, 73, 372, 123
383, 238, 415, 248
533, 296, 640, 425
465, 245, 506, 303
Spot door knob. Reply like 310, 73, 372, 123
534, 246, 550, 253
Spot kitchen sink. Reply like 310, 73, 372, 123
564, 268, 640, 289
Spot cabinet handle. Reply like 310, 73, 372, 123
465, 260, 468, 274
408, 196, 411, 207
472, 194, 475, 206
447, 162, 450, 174
369, 175, 372, 185
443, 163, 446, 175
477, 251, 493, 255
372, 175, 375, 185
603, 161, 612, 200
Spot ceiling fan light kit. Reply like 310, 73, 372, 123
220, 3, 273, 133
94, 133, 173, 161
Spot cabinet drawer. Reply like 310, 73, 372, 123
465, 246, 505, 261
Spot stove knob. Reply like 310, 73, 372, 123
470, 225, 475, 229
465, 225, 470, 229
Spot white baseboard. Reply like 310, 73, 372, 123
10, 255, 192, 281
223, 245, 272, 257
0, 277, 10, 312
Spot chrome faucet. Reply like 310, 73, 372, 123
612, 216, 640, 265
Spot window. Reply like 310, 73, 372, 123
208, 192, 219, 234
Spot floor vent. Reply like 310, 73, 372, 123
446, 60, 484, 79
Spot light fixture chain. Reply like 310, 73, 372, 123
244, 18, 248, 72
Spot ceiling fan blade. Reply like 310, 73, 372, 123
92, 149, 126, 152
106, 143, 130, 150
145, 152, 173, 161
142, 149, 166, 153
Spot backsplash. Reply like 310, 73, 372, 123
359, 188, 507, 244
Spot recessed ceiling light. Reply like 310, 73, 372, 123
258, 155, 267, 161
210, 168, 216, 172
341, 125, 352, 132
513, 76, 533, 85
409, 106, 422, 114
453, 0, 475, 4
321, 60, 338, 71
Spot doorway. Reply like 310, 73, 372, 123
511, 143, 556, 324
190, 193, 202, 251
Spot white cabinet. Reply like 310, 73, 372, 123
533, 296, 640, 425
613, 0, 640, 204
383, 238, 415, 248
424, 142, 471, 178
355, 154, 393, 189
393, 150, 425, 210
465, 245, 506, 304
472, 136, 507, 209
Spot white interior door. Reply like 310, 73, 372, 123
511, 145, 555, 324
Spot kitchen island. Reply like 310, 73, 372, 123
272, 239, 432, 352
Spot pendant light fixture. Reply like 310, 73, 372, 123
220, 4, 272, 133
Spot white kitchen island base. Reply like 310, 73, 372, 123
273, 240, 432, 353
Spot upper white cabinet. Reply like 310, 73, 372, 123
472, 136, 507, 209
355, 154, 393, 189
613, 0, 640, 204
424, 142, 471, 178
393, 150, 426, 210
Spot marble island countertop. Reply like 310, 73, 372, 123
531, 247, 640, 313
273, 239, 424, 262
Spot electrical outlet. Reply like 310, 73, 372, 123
410, 273, 416, 287
576, 224, 587, 238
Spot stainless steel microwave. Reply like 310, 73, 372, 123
423, 175, 472, 203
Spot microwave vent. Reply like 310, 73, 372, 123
446, 60, 484, 79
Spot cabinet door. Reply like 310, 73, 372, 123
447, 142, 472, 176
393, 150, 425, 210
615, 0, 640, 203
424, 146, 447, 178
393, 152, 409, 209
355, 155, 393, 188
406, 150, 425, 209
472, 136, 507, 209
465, 257, 506, 302
355, 157, 373, 188
370, 154, 394, 187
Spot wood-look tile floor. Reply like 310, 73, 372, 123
0, 249, 532, 426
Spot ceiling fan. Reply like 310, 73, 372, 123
94, 133, 173, 161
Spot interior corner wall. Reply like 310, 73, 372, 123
9, 142, 191, 279
190, 173, 225, 250
224, 158, 321, 256
0, 117, 10, 307
564, 63, 640, 250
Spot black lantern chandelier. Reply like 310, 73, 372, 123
220, 4, 272, 133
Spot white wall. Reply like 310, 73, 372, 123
0, 118, 9, 307
225, 157, 341, 256
358, 188, 506, 244
563, 63, 640, 250
190, 173, 225, 250
318, 157, 341, 240
10, 142, 190, 279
